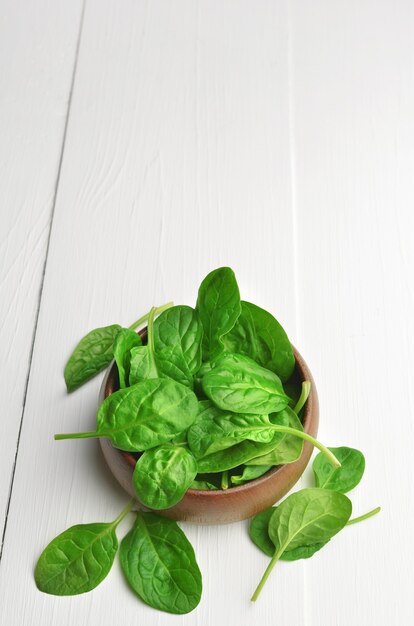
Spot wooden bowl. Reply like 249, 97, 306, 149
99, 336, 319, 524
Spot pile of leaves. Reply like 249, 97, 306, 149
35, 267, 379, 613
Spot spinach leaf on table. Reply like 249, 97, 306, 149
120, 512, 202, 614
35, 501, 133, 595
251, 488, 352, 601
133, 445, 198, 509
64, 324, 122, 392
202, 352, 290, 414
313, 446, 365, 493
113, 328, 142, 388
222, 301, 295, 381
54, 378, 198, 451
196, 267, 241, 361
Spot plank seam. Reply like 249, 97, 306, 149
0, 0, 87, 566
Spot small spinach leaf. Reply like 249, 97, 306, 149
313, 446, 365, 493
190, 480, 218, 490
245, 407, 304, 466
251, 488, 352, 600
133, 445, 198, 509
55, 379, 198, 451
202, 353, 290, 414
120, 512, 202, 614
113, 328, 142, 388
222, 301, 295, 381
196, 267, 241, 361
35, 501, 133, 595
154, 305, 203, 376
231, 465, 271, 486
64, 324, 122, 392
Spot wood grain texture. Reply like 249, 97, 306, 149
0, 0, 84, 538
1, 0, 413, 624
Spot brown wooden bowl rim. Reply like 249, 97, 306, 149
100, 331, 318, 499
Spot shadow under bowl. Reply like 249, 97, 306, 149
99, 343, 319, 524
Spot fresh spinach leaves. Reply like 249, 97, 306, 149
313, 446, 365, 493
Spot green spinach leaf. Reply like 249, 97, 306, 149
231, 465, 271, 486
222, 301, 295, 381
133, 445, 198, 509
251, 488, 352, 600
35, 501, 133, 595
120, 512, 202, 614
64, 324, 122, 392
313, 446, 365, 493
190, 480, 218, 490
54, 379, 198, 451
113, 328, 142, 388
154, 305, 203, 376
202, 353, 290, 414
196, 267, 241, 361
245, 407, 304, 466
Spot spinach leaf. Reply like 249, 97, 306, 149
196, 267, 241, 361
190, 480, 218, 490
231, 465, 271, 486
251, 488, 352, 600
245, 407, 304, 466
120, 512, 202, 614
313, 446, 365, 493
187, 401, 285, 459
113, 328, 142, 388
64, 324, 122, 392
202, 353, 290, 414
129, 345, 157, 383
133, 445, 198, 509
222, 301, 295, 381
154, 305, 203, 376
249, 506, 326, 560
54, 379, 198, 451
35, 500, 133, 595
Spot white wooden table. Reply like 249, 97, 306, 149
1, 1, 413, 624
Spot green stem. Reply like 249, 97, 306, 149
147, 306, 159, 376
112, 499, 135, 527
293, 381, 311, 415
221, 470, 229, 490
251, 546, 284, 601
270, 425, 341, 467
54, 431, 99, 441
128, 301, 174, 330
346, 506, 381, 526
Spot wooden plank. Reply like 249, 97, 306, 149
0, 1, 301, 625
290, 1, 414, 624
0, 0, 84, 540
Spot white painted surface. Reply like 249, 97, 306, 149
0, 0, 84, 537
0, 1, 413, 625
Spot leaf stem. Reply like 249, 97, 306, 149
293, 381, 311, 415
346, 506, 381, 526
112, 498, 135, 527
128, 301, 174, 330
270, 425, 341, 467
221, 470, 229, 490
251, 546, 284, 601
54, 431, 98, 441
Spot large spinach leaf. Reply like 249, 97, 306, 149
222, 301, 295, 381
133, 445, 198, 509
202, 353, 290, 414
120, 512, 202, 614
251, 489, 352, 600
154, 305, 203, 376
54, 379, 198, 451
196, 267, 241, 360
35, 501, 133, 595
